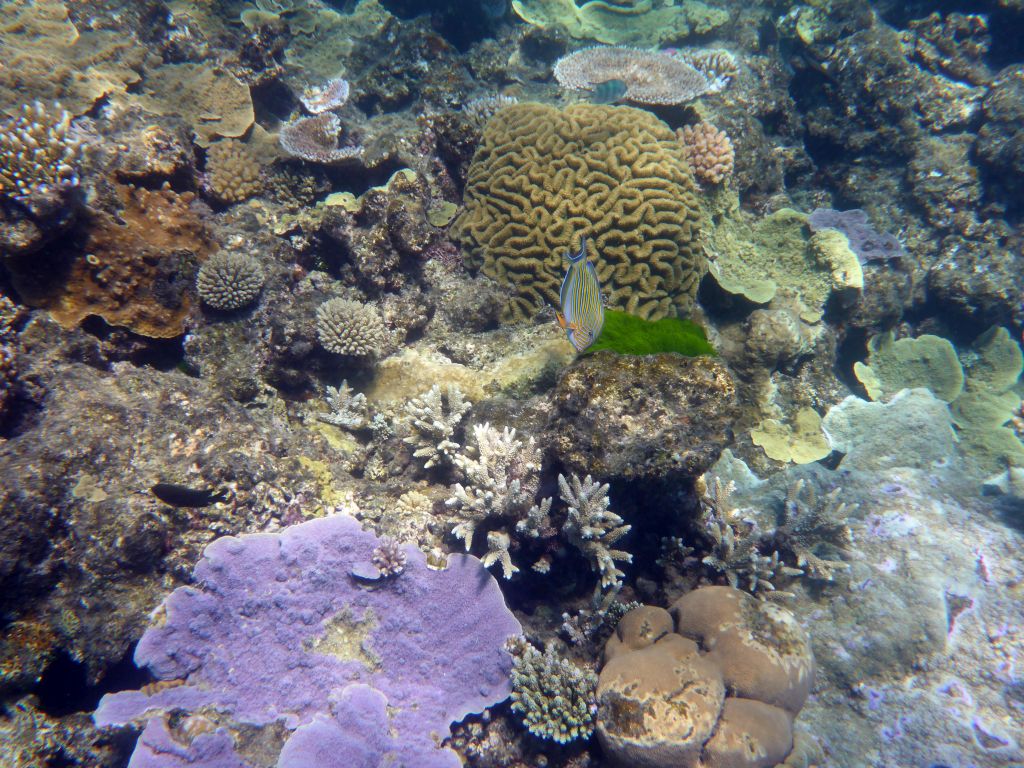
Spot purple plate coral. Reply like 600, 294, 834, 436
94, 515, 522, 767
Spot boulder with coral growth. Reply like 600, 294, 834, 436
545, 352, 738, 484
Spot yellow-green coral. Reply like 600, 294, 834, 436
853, 332, 965, 402
511, 0, 728, 47
453, 102, 705, 323
707, 208, 863, 323
751, 407, 831, 464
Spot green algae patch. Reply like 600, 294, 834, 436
584, 309, 716, 357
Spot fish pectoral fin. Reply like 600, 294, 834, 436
555, 311, 570, 330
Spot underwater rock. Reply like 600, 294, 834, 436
546, 352, 738, 484
595, 587, 813, 768
976, 65, 1024, 201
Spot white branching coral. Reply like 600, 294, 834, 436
559, 473, 632, 591
446, 423, 546, 552
481, 530, 519, 580
316, 380, 368, 430
403, 384, 472, 469
699, 477, 802, 599
778, 479, 853, 582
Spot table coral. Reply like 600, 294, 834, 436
12, 185, 215, 338
512, 0, 728, 47
94, 514, 522, 767
454, 102, 705, 322
554, 47, 710, 105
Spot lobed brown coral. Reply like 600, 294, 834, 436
553, 46, 710, 105
677, 122, 735, 185
597, 587, 814, 768
13, 185, 216, 338
205, 140, 263, 204
453, 103, 705, 322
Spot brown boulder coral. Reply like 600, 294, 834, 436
453, 103, 705, 323
545, 353, 738, 483
596, 587, 814, 768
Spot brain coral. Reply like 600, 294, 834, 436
453, 103, 705, 322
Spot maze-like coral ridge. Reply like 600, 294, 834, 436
454, 103, 705, 322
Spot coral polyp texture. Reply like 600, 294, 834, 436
509, 640, 599, 744
204, 139, 263, 204
93, 515, 523, 767
596, 588, 814, 768
553, 46, 710, 105
0, 101, 80, 201
196, 251, 265, 311
677, 122, 735, 185
279, 112, 363, 163
453, 103, 705, 322
300, 77, 351, 114
315, 297, 389, 357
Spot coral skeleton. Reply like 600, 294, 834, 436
509, 639, 598, 744
559, 473, 632, 591
403, 384, 472, 469
316, 380, 369, 430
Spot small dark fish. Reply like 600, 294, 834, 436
150, 483, 229, 508
589, 79, 628, 104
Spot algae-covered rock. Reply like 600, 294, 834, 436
585, 310, 715, 357
853, 332, 964, 402
707, 208, 863, 323
546, 352, 738, 483
750, 407, 831, 465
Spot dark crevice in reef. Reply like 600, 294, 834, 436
33, 647, 149, 718
368, 0, 505, 51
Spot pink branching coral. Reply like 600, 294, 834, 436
300, 78, 351, 114
677, 122, 735, 185
553, 46, 710, 105
279, 113, 363, 164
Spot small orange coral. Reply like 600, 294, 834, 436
15, 184, 216, 338
677, 122, 734, 185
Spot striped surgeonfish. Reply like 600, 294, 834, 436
555, 236, 605, 352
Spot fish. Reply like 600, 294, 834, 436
150, 483, 229, 508
589, 79, 628, 104
555, 235, 605, 353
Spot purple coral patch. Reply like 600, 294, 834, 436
807, 208, 904, 264
94, 515, 522, 767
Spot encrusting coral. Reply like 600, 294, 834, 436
509, 639, 598, 744
677, 122, 735, 185
204, 140, 263, 204
315, 297, 389, 358
553, 46, 711, 105
196, 251, 265, 311
454, 102, 705, 322
403, 384, 472, 469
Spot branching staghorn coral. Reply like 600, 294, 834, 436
559, 473, 632, 591
776, 479, 853, 582
316, 380, 368, 430
403, 384, 471, 469
699, 477, 802, 600
508, 639, 598, 744
446, 423, 547, 551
